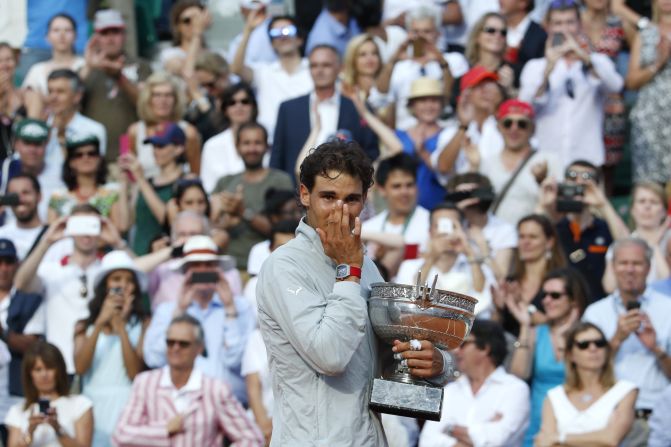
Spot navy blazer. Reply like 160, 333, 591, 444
512, 21, 547, 87
270, 94, 379, 176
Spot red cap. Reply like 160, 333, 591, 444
460, 66, 499, 92
496, 99, 535, 120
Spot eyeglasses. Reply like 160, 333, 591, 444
483, 27, 507, 37
166, 338, 194, 349
201, 80, 216, 89
501, 118, 531, 130
574, 338, 608, 350
79, 274, 88, 298
269, 25, 298, 40
566, 170, 597, 182
542, 290, 567, 300
225, 98, 252, 107
72, 150, 99, 160
180, 16, 192, 25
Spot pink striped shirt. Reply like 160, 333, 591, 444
112, 368, 263, 447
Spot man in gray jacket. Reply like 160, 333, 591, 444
257, 141, 452, 446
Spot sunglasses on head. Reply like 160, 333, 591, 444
566, 170, 596, 181
225, 97, 252, 107
550, 0, 577, 9
166, 338, 194, 349
574, 338, 608, 350
269, 25, 298, 40
483, 26, 507, 37
501, 118, 531, 130
72, 150, 99, 159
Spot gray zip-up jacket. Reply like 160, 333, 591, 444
257, 219, 387, 446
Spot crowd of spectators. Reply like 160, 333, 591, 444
0, 0, 669, 446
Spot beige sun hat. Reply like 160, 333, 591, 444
407, 77, 444, 101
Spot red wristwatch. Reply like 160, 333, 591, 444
335, 264, 362, 280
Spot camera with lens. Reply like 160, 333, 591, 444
444, 187, 495, 212
556, 183, 584, 213
0, 193, 20, 207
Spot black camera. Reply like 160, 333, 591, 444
556, 183, 584, 213
0, 193, 20, 207
445, 187, 495, 207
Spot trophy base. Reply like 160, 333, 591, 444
369, 377, 443, 421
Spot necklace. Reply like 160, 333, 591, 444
580, 393, 594, 403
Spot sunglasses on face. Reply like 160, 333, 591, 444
483, 26, 507, 37
501, 118, 531, 130
269, 25, 298, 40
0, 257, 17, 265
180, 16, 192, 25
166, 338, 194, 349
542, 290, 566, 300
566, 170, 596, 182
225, 97, 252, 107
574, 338, 608, 350
72, 150, 99, 160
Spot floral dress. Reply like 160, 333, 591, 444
48, 184, 119, 217
587, 16, 626, 167
631, 25, 671, 183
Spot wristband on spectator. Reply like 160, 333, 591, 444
513, 340, 529, 349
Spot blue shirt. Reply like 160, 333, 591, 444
396, 129, 445, 211
650, 278, 671, 298
306, 9, 361, 56
25, 0, 89, 53
142, 293, 256, 406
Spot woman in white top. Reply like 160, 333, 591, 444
5, 341, 93, 447
22, 14, 84, 96
535, 322, 637, 447
200, 83, 258, 193
602, 181, 670, 293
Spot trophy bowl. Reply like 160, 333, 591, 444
368, 281, 477, 420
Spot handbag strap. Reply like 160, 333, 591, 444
490, 150, 536, 214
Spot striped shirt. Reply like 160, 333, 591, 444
112, 368, 263, 447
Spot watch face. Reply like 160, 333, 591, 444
336, 264, 349, 278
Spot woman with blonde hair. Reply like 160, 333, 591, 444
462, 12, 515, 97
341, 34, 383, 100
602, 181, 670, 293
535, 322, 637, 447
126, 72, 201, 178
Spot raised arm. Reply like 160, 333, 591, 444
231, 9, 265, 84
626, 32, 671, 90
14, 217, 67, 292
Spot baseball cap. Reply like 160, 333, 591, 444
15, 119, 49, 144
143, 123, 186, 147
496, 99, 535, 120
94, 9, 126, 32
460, 66, 499, 92
0, 239, 17, 260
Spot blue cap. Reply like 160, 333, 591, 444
0, 239, 17, 260
143, 123, 186, 147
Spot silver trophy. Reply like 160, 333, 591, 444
368, 273, 477, 421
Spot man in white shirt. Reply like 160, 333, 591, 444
419, 320, 530, 447
478, 99, 561, 226
376, 4, 469, 130
583, 238, 671, 428
231, 14, 313, 141
518, 1, 623, 170
0, 175, 47, 260
13, 204, 126, 375
362, 153, 430, 279
44, 69, 107, 173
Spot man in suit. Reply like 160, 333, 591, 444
499, 0, 547, 86
114, 315, 263, 446
270, 45, 379, 177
